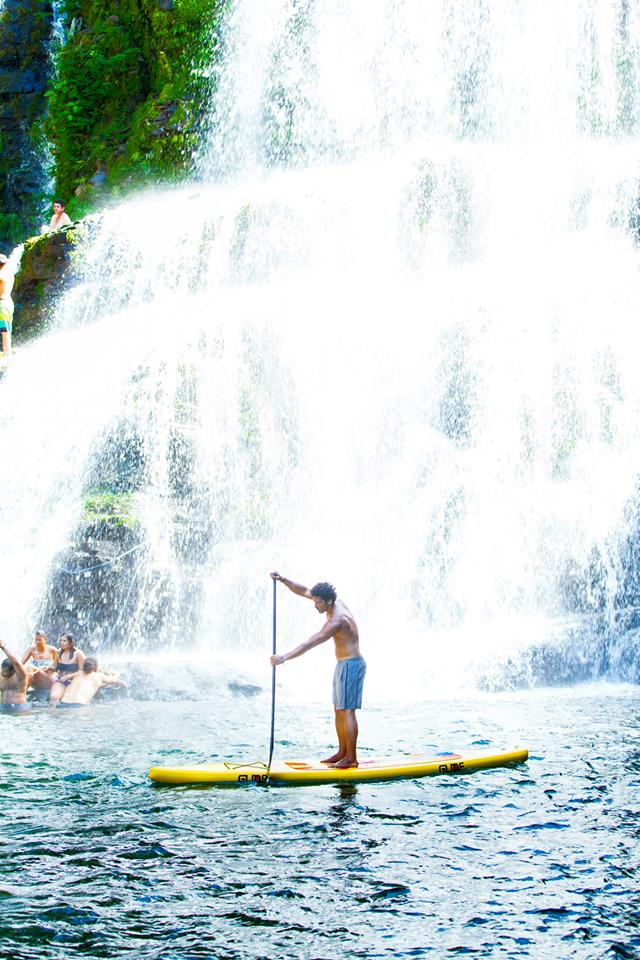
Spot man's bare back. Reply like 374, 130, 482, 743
319, 597, 360, 661
59, 658, 121, 705
0, 265, 14, 302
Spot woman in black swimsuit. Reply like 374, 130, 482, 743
49, 634, 85, 704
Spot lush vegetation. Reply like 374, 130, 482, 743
46, 0, 224, 219
82, 492, 138, 529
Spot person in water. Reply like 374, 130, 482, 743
22, 630, 58, 692
270, 573, 366, 768
0, 639, 30, 711
49, 633, 85, 703
0, 253, 15, 359
57, 657, 122, 707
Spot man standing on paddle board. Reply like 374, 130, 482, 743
270, 573, 366, 768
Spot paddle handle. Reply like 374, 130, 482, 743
267, 576, 277, 774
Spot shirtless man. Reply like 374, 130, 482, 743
270, 573, 366, 768
48, 200, 72, 232
0, 639, 30, 711
23, 630, 58, 692
57, 657, 122, 707
0, 254, 15, 358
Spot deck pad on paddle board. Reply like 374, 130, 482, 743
149, 747, 528, 785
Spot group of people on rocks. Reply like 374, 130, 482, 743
0, 630, 122, 712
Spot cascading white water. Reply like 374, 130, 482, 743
2, 0, 640, 694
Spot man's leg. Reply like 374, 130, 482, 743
322, 708, 347, 763
330, 709, 358, 768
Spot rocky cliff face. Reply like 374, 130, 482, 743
0, 0, 53, 251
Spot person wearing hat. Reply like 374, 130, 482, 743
0, 253, 15, 359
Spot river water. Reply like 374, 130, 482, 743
1, 683, 638, 959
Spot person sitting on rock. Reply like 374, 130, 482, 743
44, 200, 72, 234
49, 633, 85, 703
57, 657, 123, 708
0, 639, 31, 712
0, 253, 15, 359
23, 630, 58, 694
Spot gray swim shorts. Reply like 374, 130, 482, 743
333, 657, 366, 710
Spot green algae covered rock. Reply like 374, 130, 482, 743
12, 221, 89, 339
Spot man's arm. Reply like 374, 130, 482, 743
271, 572, 312, 599
98, 670, 124, 688
270, 617, 344, 666
0, 640, 28, 680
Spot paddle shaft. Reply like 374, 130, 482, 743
267, 577, 277, 774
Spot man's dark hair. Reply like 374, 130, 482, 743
83, 657, 98, 673
54, 199, 65, 208
1, 658, 14, 674
310, 582, 337, 604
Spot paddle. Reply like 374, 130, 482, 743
267, 575, 277, 777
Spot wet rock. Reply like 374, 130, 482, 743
228, 681, 262, 698
0, 0, 53, 249
13, 220, 95, 340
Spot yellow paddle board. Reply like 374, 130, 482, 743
149, 747, 528, 785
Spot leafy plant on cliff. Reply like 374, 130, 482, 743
46, 19, 146, 200
46, 0, 222, 212
83, 492, 138, 528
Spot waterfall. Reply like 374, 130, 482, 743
2, 0, 640, 692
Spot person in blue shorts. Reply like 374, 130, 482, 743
270, 573, 366, 768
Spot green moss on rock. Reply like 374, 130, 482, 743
82, 491, 138, 528
12, 220, 93, 339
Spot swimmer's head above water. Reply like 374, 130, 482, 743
1, 659, 15, 677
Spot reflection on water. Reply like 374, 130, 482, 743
0, 687, 638, 958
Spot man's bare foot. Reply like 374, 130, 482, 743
321, 752, 345, 764
330, 757, 358, 769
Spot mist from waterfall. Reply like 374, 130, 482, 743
2, 0, 640, 695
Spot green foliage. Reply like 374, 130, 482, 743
82, 492, 137, 528
0, 213, 24, 246
46, 19, 146, 198
46, 0, 222, 205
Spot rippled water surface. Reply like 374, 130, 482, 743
1, 686, 638, 959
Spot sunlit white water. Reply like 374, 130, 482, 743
2, 1, 640, 695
